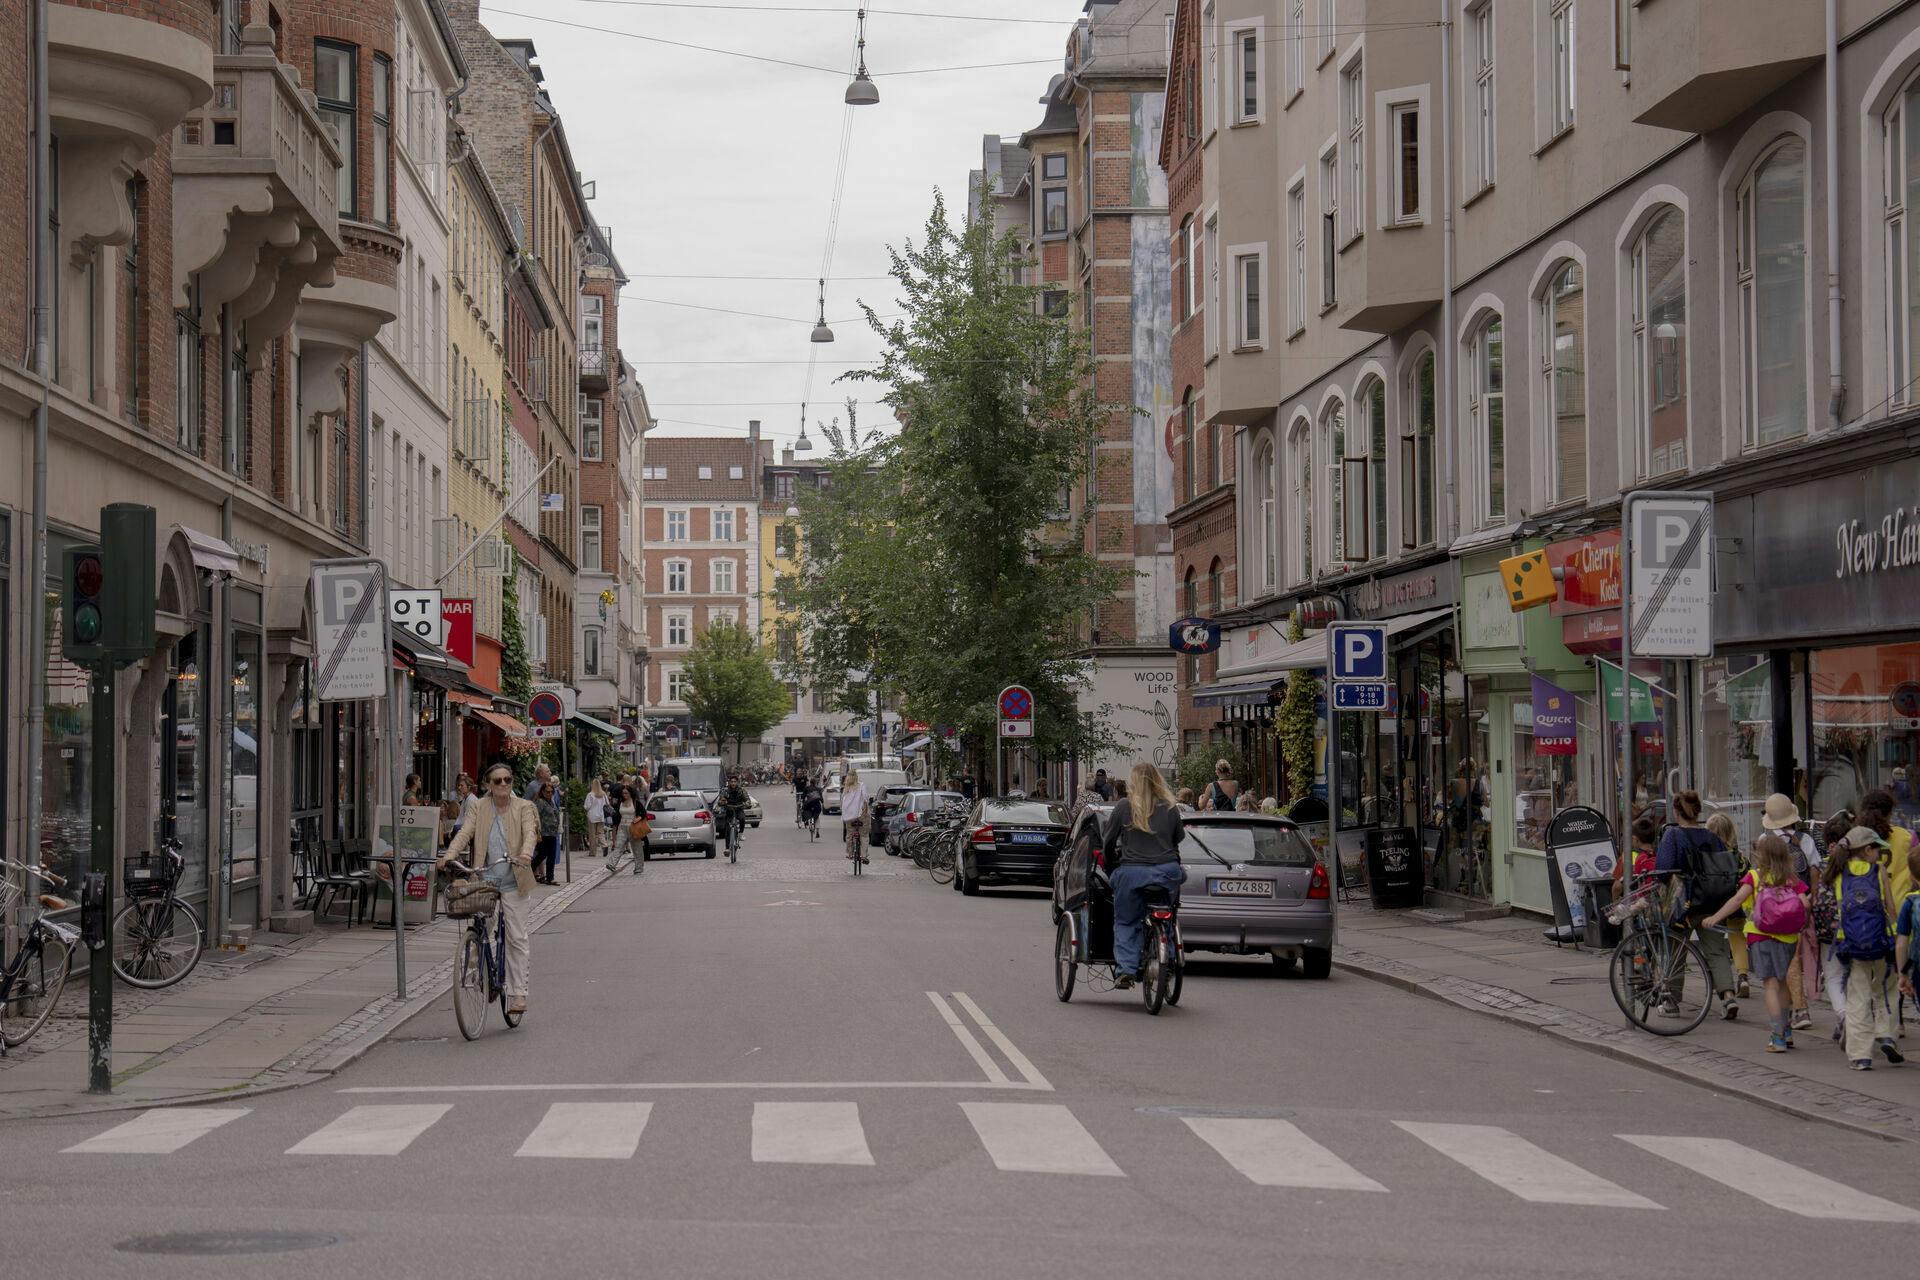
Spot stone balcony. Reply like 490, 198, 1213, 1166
172, 24, 344, 361
1629, 0, 1822, 134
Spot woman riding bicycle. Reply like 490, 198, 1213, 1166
841, 769, 869, 864
1099, 762, 1185, 990
437, 763, 537, 1015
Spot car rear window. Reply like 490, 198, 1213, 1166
653, 795, 705, 812
988, 801, 1069, 825
1180, 823, 1316, 867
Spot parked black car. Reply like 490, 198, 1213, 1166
952, 798, 1072, 896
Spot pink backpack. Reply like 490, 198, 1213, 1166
1751, 880, 1807, 936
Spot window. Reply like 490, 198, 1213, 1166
698, 465, 712, 480
1181, 389, 1198, 502
712, 508, 735, 542
1203, 1, 1219, 132
1203, 211, 1221, 361
1319, 144, 1339, 307
174, 298, 203, 451
372, 55, 390, 225
220, 0, 244, 54
777, 627, 798, 665
1341, 59, 1364, 242
1629, 205, 1687, 477
1358, 378, 1386, 558
1735, 137, 1808, 448
1287, 180, 1307, 334
580, 505, 602, 571
1390, 102, 1421, 223
1285, 0, 1304, 102
665, 559, 689, 593
1041, 153, 1067, 236
1545, 0, 1575, 141
1614, 0, 1631, 69
666, 509, 688, 542
1882, 74, 1920, 407
709, 606, 739, 629
1182, 568, 1199, 683
1232, 25, 1262, 123
1185, 220, 1199, 323
580, 395, 602, 461
774, 473, 794, 499
665, 667, 688, 704
1467, 316, 1506, 525
1176, 217, 1192, 319
1317, 0, 1336, 63
711, 559, 736, 594
1287, 417, 1313, 582
1253, 437, 1276, 590
1207, 413, 1224, 490
728, 465, 744, 480
1403, 349, 1437, 548
1233, 250, 1264, 348
665, 611, 690, 646
775, 523, 795, 557
581, 293, 603, 366
1208, 558, 1224, 612
583, 627, 601, 677
315, 42, 357, 219
1319, 397, 1347, 565
1541, 262, 1587, 504
1467, 1, 1495, 193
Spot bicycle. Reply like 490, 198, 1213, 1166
443, 861, 522, 1041
0, 859, 78, 1051
722, 808, 742, 864
111, 837, 204, 989
1055, 871, 1184, 1015
1606, 881, 1713, 1035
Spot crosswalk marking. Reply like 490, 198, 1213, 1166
515, 1103, 653, 1160
960, 1102, 1122, 1177
751, 1102, 874, 1165
1620, 1136, 1920, 1223
63, 1107, 251, 1155
1184, 1118, 1386, 1192
1395, 1122, 1661, 1209
286, 1104, 452, 1156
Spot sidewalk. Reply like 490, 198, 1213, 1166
0, 861, 614, 1119
1335, 900, 1920, 1142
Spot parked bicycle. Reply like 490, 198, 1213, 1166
1606, 881, 1714, 1035
906, 802, 968, 885
0, 859, 77, 1051
443, 860, 521, 1041
111, 837, 204, 989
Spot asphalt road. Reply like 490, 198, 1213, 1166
6, 787, 1917, 1279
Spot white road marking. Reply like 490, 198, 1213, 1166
515, 1103, 653, 1160
1395, 1122, 1661, 1209
286, 1104, 452, 1156
1184, 1118, 1386, 1192
63, 1107, 250, 1155
340, 1080, 1053, 1093
1620, 1136, 1920, 1223
925, 991, 1009, 1084
951, 992, 1052, 1090
960, 1102, 1122, 1177
751, 1102, 874, 1165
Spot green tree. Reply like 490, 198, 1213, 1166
1275, 610, 1320, 803
498, 547, 537, 786
682, 619, 792, 763
784, 192, 1125, 769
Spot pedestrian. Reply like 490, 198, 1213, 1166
437, 763, 537, 1015
1092, 769, 1114, 801
1175, 787, 1197, 812
1704, 833, 1810, 1053
524, 762, 553, 802
1112, 778, 1129, 800
1201, 759, 1239, 812
1863, 787, 1916, 920
1895, 842, 1920, 1018
615, 783, 645, 874
448, 773, 479, 840
1099, 762, 1186, 990
403, 773, 425, 806
1815, 812, 1853, 1035
1705, 813, 1754, 1002
959, 772, 976, 803
1760, 793, 1821, 1028
1032, 777, 1050, 800
1654, 791, 1742, 1020
585, 778, 609, 858
842, 769, 869, 864
1828, 824, 1903, 1069
532, 781, 561, 884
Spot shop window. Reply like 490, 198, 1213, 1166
228, 625, 261, 885
1702, 653, 1786, 852
1810, 642, 1920, 825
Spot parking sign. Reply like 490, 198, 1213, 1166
1626, 494, 1713, 658
1328, 622, 1388, 716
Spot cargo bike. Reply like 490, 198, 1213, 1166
1053, 833, 1185, 1015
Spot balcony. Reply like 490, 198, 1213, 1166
579, 342, 611, 389
173, 24, 345, 360
1630, 0, 1821, 134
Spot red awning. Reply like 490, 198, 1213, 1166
446, 690, 491, 708
472, 709, 527, 736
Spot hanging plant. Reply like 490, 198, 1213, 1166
1274, 609, 1320, 804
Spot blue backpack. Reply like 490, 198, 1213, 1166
1834, 861, 1894, 962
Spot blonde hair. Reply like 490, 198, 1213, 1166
1750, 833, 1793, 885
1705, 812, 1737, 853
843, 769, 858, 788
1128, 762, 1177, 832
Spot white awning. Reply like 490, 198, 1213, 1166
1207, 606, 1458, 685
181, 528, 242, 575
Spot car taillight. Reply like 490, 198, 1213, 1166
906, 812, 918, 824
695, 811, 711, 822
970, 824, 994, 846
1307, 862, 1330, 900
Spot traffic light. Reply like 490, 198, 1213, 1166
62, 544, 107, 664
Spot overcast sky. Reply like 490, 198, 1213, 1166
473, 0, 1096, 452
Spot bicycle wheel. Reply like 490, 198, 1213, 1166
928, 839, 956, 886
1167, 962, 1184, 1007
0, 935, 72, 1048
1054, 915, 1077, 1002
110, 896, 204, 989
1609, 929, 1711, 1035
453, 931, 487, 1040
1141, 925, 1171, 1015
851, 844, 863, 877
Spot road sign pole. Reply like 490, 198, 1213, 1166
87, 660, 115, 1093
1328, 679, 1341, 930
1619, 503, 1633, 847
385, 627, 408, 1000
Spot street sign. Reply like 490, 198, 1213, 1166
998, 685, 1033, 720
310, 561, 390, 702
1000, 719, 1033, 738
1168, 615, 1222, 655
389, 587, 444, 648
1332, 683, 1387, 711
529, 691, 565, 726
531, 681, 576, 723
859, 724, 873, 742
1626, 494, 1713, 657
1329, 623, 1387, 681
530, 723, 563, 740
620, 723, 639, 747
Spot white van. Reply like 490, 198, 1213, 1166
665, 756, 726, 794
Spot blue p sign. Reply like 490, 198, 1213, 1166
1332, 624, 1387, 680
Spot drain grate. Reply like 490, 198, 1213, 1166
117, 1232, 343, 1256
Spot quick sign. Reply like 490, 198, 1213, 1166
389, 587, 444, 648
1627, 495, 1712, 658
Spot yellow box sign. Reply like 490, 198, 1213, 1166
1500, 549, 1556, 612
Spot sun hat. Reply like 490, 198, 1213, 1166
1842, 825, 1890, 851
1759, 793, 1802, 830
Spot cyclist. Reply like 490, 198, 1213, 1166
1099, 762, 1185, 990
716, 772, 752, 856
842, 768, 869, 864
801, 775, 824, 838
437, 763, 537, 1015
793, 768, 810, 824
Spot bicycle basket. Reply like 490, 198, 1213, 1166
123, 851, 178, 899
0, 878, 20, 918
445, 879, 501, 919
1605, 885, 1659, 926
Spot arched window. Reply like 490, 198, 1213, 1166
1253, 435, 1277, 591
1628, 205, 1687, 477
1287, 415, 1313, 584
1539, 261, 1586, 505
1402, 349, 1436, 547
1883, 75, 1920, 406
1181, 388, 1197, 502
1735, 137, 1807, 446
1354, 377, 1386, 559
1465, 314, 1504, 526
1208, 557, 1224, 612
1318, 396, 1347, 565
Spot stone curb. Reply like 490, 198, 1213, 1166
0, 862, 620, 1122
1334, 948, 1920, 1145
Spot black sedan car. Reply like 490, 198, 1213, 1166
952, 798, 1072, 896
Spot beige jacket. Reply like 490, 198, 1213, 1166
444, 795, 538, 895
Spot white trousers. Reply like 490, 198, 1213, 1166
500, 887, 532, 999
1843, 956, 1895, 1062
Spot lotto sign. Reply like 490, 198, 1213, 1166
389, 587, 444, 648
998, 685, 1033, 721
1627, 495, 1713, 658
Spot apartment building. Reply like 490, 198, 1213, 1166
759, 447, 843, 766
641, 427, 765, 757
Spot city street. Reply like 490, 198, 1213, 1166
2, 788, 1915, 1279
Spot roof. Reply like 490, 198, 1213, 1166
1020, 75, 1078, 146
641, 437, 762, 500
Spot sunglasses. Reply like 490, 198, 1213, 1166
488, 775, 512, 786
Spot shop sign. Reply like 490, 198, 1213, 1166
1545, 530, 1620, 615
1600, 663, 1659, 725
1836, 505, 1920, 578
1561, 611, 1620, 654
1345, 565, 1456, 620
441, 599, 475, 666
1462, 572, 1520, 652
1530, 675, 1576, 755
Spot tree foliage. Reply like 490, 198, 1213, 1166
781, 192, 1125, 766
682, 619, 792, 761
498, 547, 537, 785
1275, 609, 1320, 803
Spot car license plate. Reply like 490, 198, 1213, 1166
1208, 878, 1272, 897
1010, 832, 1051, 845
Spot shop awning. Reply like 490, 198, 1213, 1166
471, 709, 527, 737
1265, 605, 1457, 675
1193, 677, 1282, 708
446, 690, 492, 708
571, 710, 623, 738
181, 527, 243, 575
391, 623, 461, 669
898, 735, 931, 753
409, 658, 491, 700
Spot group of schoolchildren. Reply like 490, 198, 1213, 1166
1618, 787, 1919, 1068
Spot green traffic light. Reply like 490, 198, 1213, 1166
73, 602, 103, 644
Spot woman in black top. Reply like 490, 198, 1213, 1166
1100, 762, 1186, 989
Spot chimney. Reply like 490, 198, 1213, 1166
781, 447, 794, 466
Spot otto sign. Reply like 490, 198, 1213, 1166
389, 588, 444, 648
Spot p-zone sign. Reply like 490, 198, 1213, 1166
528, 690, 566, 727
998, 685, 1033, 721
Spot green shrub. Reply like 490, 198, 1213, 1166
1174, 743, 1251, 797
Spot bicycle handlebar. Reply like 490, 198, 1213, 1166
0, 858, 66, 888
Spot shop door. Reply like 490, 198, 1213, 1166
161, 629, 211, 900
